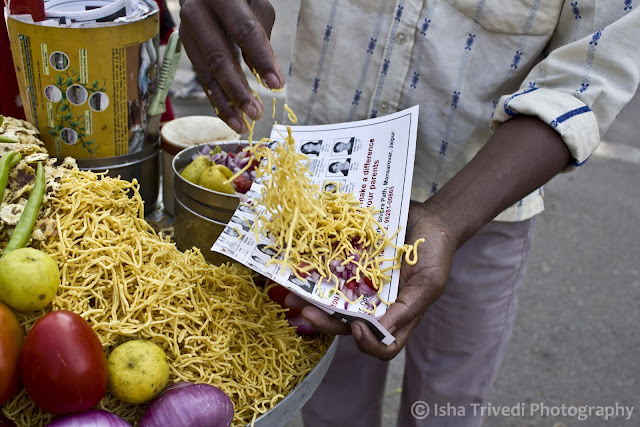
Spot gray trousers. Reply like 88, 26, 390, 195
302, 219, 536, 427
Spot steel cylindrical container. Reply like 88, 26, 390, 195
161, 116, 238, 215
171, 140, 248, 264
76, 138, 160, 212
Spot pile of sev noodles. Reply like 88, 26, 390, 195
232, 125, 423, 310
1, 169, 331, 426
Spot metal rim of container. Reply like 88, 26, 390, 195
173, 181, 231, 226
75, 138, 161, 169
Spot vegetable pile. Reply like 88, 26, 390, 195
180, 145, 256, 194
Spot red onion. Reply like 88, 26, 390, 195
367, 295, 381, 310
139, 383, 233, 427
359, 281, 377, 297
344, 288, 356, 303
310, 271, 321, 283
46, 410, 131, 427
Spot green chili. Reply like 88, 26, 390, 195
2, 161, 46, 257
0, 135, 18, 143
0, 152, 21, 204
9, 153, 21, 169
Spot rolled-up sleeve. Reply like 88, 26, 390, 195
491, 6, 640, 168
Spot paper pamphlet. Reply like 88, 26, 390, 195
212, 106, 419, 345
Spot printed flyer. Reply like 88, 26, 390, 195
212, 106, 419, 344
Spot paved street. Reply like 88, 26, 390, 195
166, 1, 639, 425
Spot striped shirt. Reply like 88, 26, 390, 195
284, 0, 640, 221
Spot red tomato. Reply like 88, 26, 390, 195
296, 262, 310, 279
0, 302, 23, 405
19, 310, 107, 415
266, 282, 302, 318
362, 276, 377, 294
233, 174, 252, 194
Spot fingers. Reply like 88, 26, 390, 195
284, 292, 306, 309
351, 315, 423, 361
378, 280, 442, 335
178, 27, 245, 134
301, 306, 352, 336
247, 0, 276, 38
284, 293, 351, 335
179, 0, 282, 133
179, 5, 261, 121
211, 0, 282, 88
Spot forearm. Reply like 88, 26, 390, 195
424, 115, 572, 247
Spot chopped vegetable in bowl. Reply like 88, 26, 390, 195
189, 145, 258, 194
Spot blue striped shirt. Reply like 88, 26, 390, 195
285, 0, 639, 221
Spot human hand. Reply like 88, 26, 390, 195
178, 0, 284, 134
285, 201, 459, 360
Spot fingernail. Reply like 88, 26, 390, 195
228, 116, 243, 134
242, 102, 258, 120
264, 72, 281, 89
352, 324, 362, 341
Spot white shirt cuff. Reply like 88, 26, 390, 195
491, 87, 600, 169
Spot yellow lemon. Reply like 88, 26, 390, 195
107, 340, 170, 404
199, 165, 235, 194
180, 155, 211, 185
215, 164, 234, 180
0, 248, 60, 313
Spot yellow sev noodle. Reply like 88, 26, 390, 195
1, 170, 331, 427
231, 113, 424, 310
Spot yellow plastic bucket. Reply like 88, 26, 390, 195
6, 2, 159, 159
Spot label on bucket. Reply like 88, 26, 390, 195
7, 7, 159, 159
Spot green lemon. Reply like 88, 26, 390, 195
199, 165, 235, 194
107, 340, 170, 404
0, 248, 60, 313
215, 164, 234, 180
180, 155, 211, 185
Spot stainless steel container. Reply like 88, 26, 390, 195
172, 140, 250, 263
173, 183, 236, 266
161, 116, 239, 215
172, 140, 249, 212
76, 139, 160, 213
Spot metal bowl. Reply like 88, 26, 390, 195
172, 140, 249, 213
